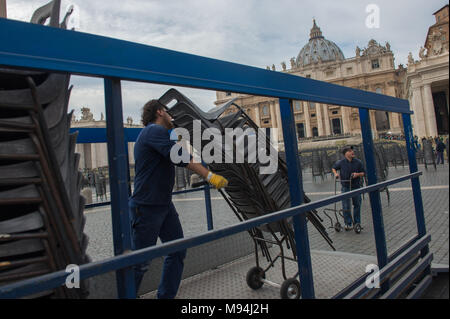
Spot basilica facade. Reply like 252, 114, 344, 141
216, 5, 449, 141
405, 5, 449, 138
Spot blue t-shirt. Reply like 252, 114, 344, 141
332, 158, 365, 189
131, 124, 190, 206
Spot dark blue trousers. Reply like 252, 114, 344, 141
436, 151, 444, 164
341, 185, 361, 226
129, 200, 186, 299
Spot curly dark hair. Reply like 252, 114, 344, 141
342, 146, 354, 156
141, 99, 165, 126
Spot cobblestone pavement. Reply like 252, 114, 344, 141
84, 163, 449, 267
305, 163, 449, 266
143, 248, 377, 299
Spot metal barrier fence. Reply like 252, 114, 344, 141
0, 16, 430, 299
0, 172, 424, 298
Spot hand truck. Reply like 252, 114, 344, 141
323, 175, 362, 234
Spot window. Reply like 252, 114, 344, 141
346, 67, 353, 75
371, 59, 380, 69
312, 127, 319, 137
332, 118, 342, 135
297, 123, 305, 138
311, 113, 316, 118
306, 74, 311, 78
262, 105, 269, 116
309, 101, 315, 109
294, 100, 302, 112
225, 92, 232, 96
376, 88, 382, 94
326, 70, 334, 77
332, 110, 339, 115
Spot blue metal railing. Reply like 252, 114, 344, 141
71, 126, 215, 231
0, 173, 423, 298
0, 17, 430, 299
84, 185, 214, 231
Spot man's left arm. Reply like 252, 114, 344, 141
352, 171, 365, 178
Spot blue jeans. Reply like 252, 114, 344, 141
129, 201, 186, 299
436, 151, 444, 164
341, 185, 361, 226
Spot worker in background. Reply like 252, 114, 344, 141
129, 99, 228, 298
436, 137, 445, 165
332, 146, 365, 233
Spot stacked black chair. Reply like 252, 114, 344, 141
400, 145, 409, 167
320, 150, 332, 177
384, 143, 397, 167
392, 143, 405, 168
422, 139, 437, 170
298, 152, 312, 170
0, 1, 89, 298
375, 144, 389, 175
415, 148, 424, 164
311, 149, 324, 181
352, 143, 389, 203
160, 88, 334, 299
374, 144, 390, 204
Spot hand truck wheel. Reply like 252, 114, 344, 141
354, 223, 362, 234
246, 266, 265, 290
280, 278, 301, 299
334, 222, 342, 232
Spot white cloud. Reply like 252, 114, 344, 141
5, 0, 447, 122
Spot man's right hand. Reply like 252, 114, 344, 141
207, 172, 228, 189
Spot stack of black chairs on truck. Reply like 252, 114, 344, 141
159, 88, 335, 299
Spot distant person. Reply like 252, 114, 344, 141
129, 99, 228, 298
332, 147, 365, 233
436, 138, 445, 165
413, 135, 420, 151
446, 137, 449, 163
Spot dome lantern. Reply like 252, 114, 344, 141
309, 19, 323, 39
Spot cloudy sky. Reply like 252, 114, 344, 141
5, 0, 447, 123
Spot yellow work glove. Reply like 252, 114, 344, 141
207, 171, 228, 189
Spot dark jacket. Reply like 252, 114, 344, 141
131, 124, 190, 206
436, 141, 445, 153
332, 158, 365, 189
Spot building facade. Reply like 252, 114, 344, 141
216, 20, 406, 142
405, 5, 449, 138
71, 107, 141, 170
216, 7, 449, 141
0, 0, 6, 19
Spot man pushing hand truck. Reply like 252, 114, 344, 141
331, 146, 365, 234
